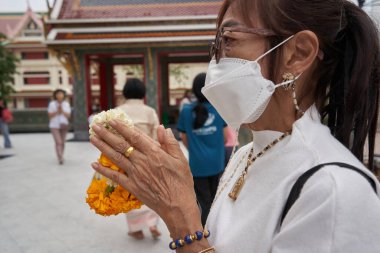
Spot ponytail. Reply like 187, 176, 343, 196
193, 103, 209, 129
192, 73, 209, 129
326, 2, 379, 173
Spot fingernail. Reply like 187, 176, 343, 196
160, 125, 166, 135
109, 120, 116, 126
166, 128, 174, 137
93, 125, 101, 131
91, 162, 99, 169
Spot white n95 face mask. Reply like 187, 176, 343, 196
202, 36, 299, 130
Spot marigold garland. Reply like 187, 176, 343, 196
86, 109, 143, 216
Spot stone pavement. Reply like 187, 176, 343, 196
0, 133, 189, 253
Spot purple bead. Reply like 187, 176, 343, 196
195, 231, 203, 240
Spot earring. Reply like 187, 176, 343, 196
282, 72, 295, 90
282, 72, 304, 115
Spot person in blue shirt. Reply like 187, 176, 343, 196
177, 73, 227, 226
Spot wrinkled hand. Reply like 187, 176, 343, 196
90, 120, 200, 230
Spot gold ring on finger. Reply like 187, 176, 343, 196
124, 146, 134, 158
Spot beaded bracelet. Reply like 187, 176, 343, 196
169, 229, 210, 250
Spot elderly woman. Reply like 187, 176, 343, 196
90, 0, 380, 252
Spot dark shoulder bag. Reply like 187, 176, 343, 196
280, 162, 378, 226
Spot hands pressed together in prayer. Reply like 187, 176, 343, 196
90, 120, 209, 247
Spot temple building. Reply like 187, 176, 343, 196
0, 6, 74, 131
45, 0, 222, 140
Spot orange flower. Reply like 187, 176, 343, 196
86, 154, 143, 216
98, 154, 120, 171
86, 177, 112, 216
110, 186, 142, 212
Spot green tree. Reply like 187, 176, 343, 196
0, 33, 18, 101
169, 64, 189, 87
122, 65, 144, 80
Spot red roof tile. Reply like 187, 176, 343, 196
57, 0, 222, 19
0, 15, 23, 37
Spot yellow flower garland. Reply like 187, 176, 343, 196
86, 109, 143, 216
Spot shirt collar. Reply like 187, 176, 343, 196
125, 99, 144, 104
251, 105, 320, 150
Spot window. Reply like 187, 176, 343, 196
91, 72, 99, 85
21, 52, 49, 60
25, 98, 49, 108
59, 70, 62, 85
23, 71, 50, 85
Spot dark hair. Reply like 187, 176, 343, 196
123, 78, 146, 99
53, 89, 66, 100
192, 73, 209, 129
217, 0, 380, 174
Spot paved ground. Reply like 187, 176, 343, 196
1, 131, 379, 253
0, 133, 188, 253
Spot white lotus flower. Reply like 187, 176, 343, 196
89, 108, 133, 137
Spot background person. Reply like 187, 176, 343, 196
179, 89, 193, 111
224, 126, 238, 167
117, 78, 161, 240
177, 73, 227, 226
48, 89, 71, 165
0, 98, 12, 148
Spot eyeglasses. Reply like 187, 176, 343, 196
209, 26, 277, 63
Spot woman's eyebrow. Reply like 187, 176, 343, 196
220, 20, 241, 29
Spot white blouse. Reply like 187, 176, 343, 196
207, 105, 380, 253
47, 100, 71, 129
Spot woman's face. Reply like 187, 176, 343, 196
55, 92, 65, 102
218, 4, 270, 77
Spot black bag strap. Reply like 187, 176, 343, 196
280, 162, 377, 226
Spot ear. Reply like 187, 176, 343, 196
281, 30, 319, 75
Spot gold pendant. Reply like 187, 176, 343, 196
228, 172, 246, 201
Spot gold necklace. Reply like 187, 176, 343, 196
212, 147, 251, 204
228, 131, 292, 200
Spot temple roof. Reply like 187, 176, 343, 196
0, 14, 23, 38
0, 7, 43, 40
46, 0, 223, 47
50, 0, 222, 20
